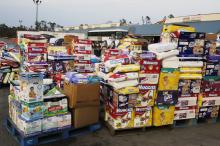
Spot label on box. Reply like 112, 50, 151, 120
178, 79, 201, 95
27, 53, 47, 63
178, 32, 205, 57
198, 106, 219, 119
204, 41, 220, 56
74, 60, 91, 64
47, 46, 68, 56
201, 92, 220, 106
74, 50, 92, 54
74, 44, 92, 51
158, 68, 180, 91
140, 60, 161, 73
139, 73, 159, 85
175, 95, 197, 107
73, 54, 91, 61
136, 90, 155, 107
174, 106, 196, 120
202, 76, 220, 93
156, 90, 178, 106
134, 107, 152, 128
28, 47, 47, 53
205, 60, 220, 76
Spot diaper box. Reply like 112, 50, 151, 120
133, 107, 152, 128
136, 84, 157, 107
17, 116, 42, 136
178, 32, 205, 57
108, 110, 133, 129
156, 90, 178, 106
204, 40, 220, 56
43, 96, 68, 117
158, 68, 180, 91
198, 92, 220, 107
19, 73, 44, 103
47, 46, 68, 56
140, 59, 161, 74
204, 60, 220, 76
139, 73, 160, 85
178, 79, 202, 95
198, 106, 219, 119
42, 116, 58, 132
153, 106, 175, 126
21, 101, 43, 121
73, 54, 91, 61
174, 106, 196, 120
202, 76, 220, 93
57, 113, 72, 129
175, 95, 197, 107
26, 53, 47, 63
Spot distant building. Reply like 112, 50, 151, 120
165, 13, 220, 23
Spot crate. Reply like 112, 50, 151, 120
5, 118, 101, 146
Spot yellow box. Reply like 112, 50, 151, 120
158, 68, 180, 91
133, 107, 152, 128
153, 106, 175, 126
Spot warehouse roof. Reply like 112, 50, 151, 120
130, 24, 163, 36
174, 21, 220, 34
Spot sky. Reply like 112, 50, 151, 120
0, 0, 220, 27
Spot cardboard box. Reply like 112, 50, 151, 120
198, 106, 219, 119
156, 90, 178, 106
64, 82, 100, 108
72, 106, 99, 128
133, 107, 152, 127
174, 106, 196, 120
42, 116, 58, 132
57, 113, 72, 129
206, 34, 217, 41
153, 106, 175, 126
107, 110, 133, 130
175, 95, 197, 107
158, 68, 180, 91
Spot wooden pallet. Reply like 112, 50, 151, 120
197, 117, 218, 124
173, 119, 197, 128
5, 118, 101, 146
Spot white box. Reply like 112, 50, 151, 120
175, 96, 197, 107
174, 107, 196, 120
57, 113, 72, 129
42, 116, 58, 132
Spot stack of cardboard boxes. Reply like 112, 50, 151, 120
198, 34, 220, 121
64, 81, 100, 128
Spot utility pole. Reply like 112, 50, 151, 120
33, 0, 42, 30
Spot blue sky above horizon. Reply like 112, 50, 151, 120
0, 0, 219, 27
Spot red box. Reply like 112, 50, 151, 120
140, 59, 161, 73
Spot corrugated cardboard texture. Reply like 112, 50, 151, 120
64, 81, 100, 108
206, 34, 217, 41
72, 106, 99, 128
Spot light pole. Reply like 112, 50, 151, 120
19, 20, 23, 28
33, 0, 42, 30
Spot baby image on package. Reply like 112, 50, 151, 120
136, 90, 155, 107
158, 68, 180, 91
153, 106, 175, 126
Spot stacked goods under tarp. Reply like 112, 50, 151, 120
198, 34, 220, 122
64, 72, 100, 128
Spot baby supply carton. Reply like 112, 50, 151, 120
153, 106, 175, 126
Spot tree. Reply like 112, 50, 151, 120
168, 14, 174, 19
145, 16, 151, 24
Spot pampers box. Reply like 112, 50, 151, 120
158, 68, 180, 91
153, 106, 175, 126
57, 113, 72, 129
17, 116, 42, 136
19, 73, 44, 103
43, 96, 68, 117
42, 116, 58, 132
21, 101, 43, 121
